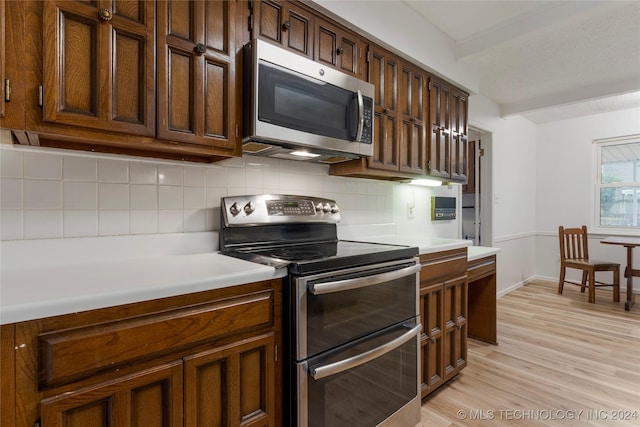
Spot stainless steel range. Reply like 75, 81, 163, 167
219, 194, 421, 427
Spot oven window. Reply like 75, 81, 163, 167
303, 325, 418, 427
258, 62, 358, 141
302, 265, 417, 357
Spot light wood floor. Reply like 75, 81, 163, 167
420, 280, 640, 426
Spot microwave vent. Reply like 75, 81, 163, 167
319, 156, 352, 164
243, 142, 272, 154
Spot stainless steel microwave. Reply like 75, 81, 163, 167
243, 39, 374, 163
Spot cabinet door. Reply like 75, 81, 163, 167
428, 77, 451, 179
157, 0, 236, 150
462, 140, 477, 193
443, 276, 467, 381
42, 0, 155, 136
420, 283, 444, 398
254, 0, 313, 58
450, 89, 469, 183
0, 0, 26, 130
1, 0, 5, 120
184, 333, 276, 427
399, 64, 426, 174
367, 46, 400, 171
315, 18, 361, 77
41, 361, 183, 427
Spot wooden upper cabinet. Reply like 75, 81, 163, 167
367, 46, 425, 174
0, 0, 27, 131
399, 64, 427, 174
450, 88, 469, 182
157, 0, 236, 150
368, 45, 400, 171
253, 0, 314, 58
428, 76, 451, 179
1, 0, 5, 120
315, 18, 362, 78
42, 0, 155, 136
428, 76, 468, 183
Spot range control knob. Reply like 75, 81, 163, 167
244, 202, 255, 215
330, 204, 340, 214
315, 203, 324, 213
323, 203, 331, 213
229, 202, 240, 216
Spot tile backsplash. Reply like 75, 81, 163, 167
0, 145, 399, 241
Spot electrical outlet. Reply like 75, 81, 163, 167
407, 202, 414, 219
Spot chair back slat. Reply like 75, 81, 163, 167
559, 225, 590, 261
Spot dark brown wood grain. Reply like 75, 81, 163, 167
419, 247, 468, 398
12, 279, 282, 427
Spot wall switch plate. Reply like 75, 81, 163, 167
407, 202, 414, 219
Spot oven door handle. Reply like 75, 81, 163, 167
309, 263, 421, 295
309, 323, 421, 380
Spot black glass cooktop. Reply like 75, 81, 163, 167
224, 240, 418, 274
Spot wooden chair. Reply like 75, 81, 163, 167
558, 226, 620, 303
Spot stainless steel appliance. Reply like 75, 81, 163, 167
219, 194, 421, 427
243, 39, 374, 164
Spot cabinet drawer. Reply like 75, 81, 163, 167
467, 255, 496, 282
419, 248, 467, 285
39, 290, 274, 388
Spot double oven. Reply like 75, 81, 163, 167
220, 195, 421, 427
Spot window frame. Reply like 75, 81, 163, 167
592, 134, 640, 236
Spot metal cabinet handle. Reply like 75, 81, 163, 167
4, 80, 11, 102
309, 323, 422, 380
383, 107, 390, 114
282, 21, 291, 31
337, 47, 344, 55
309, 263, 421, 295
98, 8, 113, 21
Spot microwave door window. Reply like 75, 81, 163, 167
258, 62, 354, 141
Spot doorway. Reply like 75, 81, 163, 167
462, 127, 492, 247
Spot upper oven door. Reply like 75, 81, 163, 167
246, 39, 373, 156
293, 259, 420, 360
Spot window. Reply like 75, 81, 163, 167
595, 135, 640, 232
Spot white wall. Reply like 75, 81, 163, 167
311, 0, 478, 94
0, 142, 464, 242
469, 94, 538, 294
536, 107, 640, 288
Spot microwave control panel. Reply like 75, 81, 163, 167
361, 96, 373, 144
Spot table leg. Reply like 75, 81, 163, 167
625, 246, 635, 311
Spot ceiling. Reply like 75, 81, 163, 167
403, 0, 640, 123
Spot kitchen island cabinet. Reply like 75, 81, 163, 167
419, 247, 468, 398
5, 279, 281, 427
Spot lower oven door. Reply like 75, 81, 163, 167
296, 319, 421, 427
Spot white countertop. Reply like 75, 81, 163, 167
1, 233, 498, 325
360, 235, 473, 254
1, 251, 285, 325
467, 245, 501, 261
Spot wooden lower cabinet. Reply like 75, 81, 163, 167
41, 361, 184, 427
419, 248, 467, 398
6, 279, 281, 427
467, 254, 498, 344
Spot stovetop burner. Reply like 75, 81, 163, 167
219, 195, 418, 274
